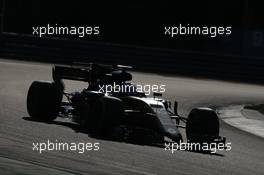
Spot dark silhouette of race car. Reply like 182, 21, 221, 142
27, 63, 226, 147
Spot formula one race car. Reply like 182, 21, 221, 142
27, 63, 226, 146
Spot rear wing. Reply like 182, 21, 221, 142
52, 63, 133, 83
52, 66, 91, 82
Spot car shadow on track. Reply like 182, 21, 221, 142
22, 116, 225, 157
23, 116, 89, 134
185, 149, 224, 157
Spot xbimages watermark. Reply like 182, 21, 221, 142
32, 140, 100, 154
32, 24, 100, 37
98, 82, 166, 95
164, 141, 232, 154
164, 24, 232, 38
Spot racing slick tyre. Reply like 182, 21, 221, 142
27, 81, 63, 121
186, 108, 220, 144
87, 96, 124, 136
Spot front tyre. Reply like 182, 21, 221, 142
186, 108, 220, 144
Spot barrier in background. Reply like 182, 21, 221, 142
0, 33, 264, 83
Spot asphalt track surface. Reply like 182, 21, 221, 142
0, 59, 264, 175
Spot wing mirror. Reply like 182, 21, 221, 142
153, 92, 162, 97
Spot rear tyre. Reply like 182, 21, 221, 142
186, 108, 220, 144
27, 81, 63, 121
